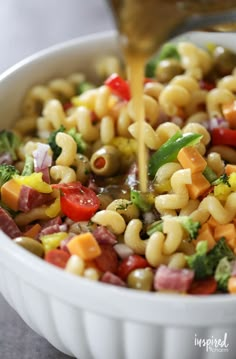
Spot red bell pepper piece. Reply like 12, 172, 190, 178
211, 128, 236, 147
105, 73, 131, 101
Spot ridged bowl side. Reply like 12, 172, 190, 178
1, 260, 236, 359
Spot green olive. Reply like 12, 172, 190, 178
155, 59, 183, 83
90, 145, 121, 176
14, 236, 44, 258
213, 46, 236, 76
127, 267, 154, 291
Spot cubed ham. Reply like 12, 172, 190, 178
0, 207, 21, 239
154, 265, 194, 292
93, 226, 117, 245
19, 185, 52, 212
101, 271, 126, 287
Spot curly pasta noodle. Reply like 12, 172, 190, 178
94, 85, 111, 118
124, 219, 148, 255
185, 90, 207, 116
13, 116, 37, 136
76, 106, 99, 142
144, 82, 164, 100
155, 169, 192, 212
14, 207, 51, 227
100, 116, 115, 144
217, 75, 236, 93
128, 121, 180, 150
185, 111, 208, 125
159, 84, 190, 116
48, 78, 76, 101
182, 122, 210, 155
50, 165, 76, 183
95, 55, 124, 79
116, 105, 132, 138
206, 88, 234, 118
191, 193, 236, 225
206, 152, 224, 177
154, 162, 181, 183
42, 99, 65, 130
128, 94, 160, 127
55, 132, 77, 166
91, 210, 126, 235
177, 42, 212, 80
170, 75, 199, 93
22, 85, 55, 117
208, 145, 236, 164
106, 199, 140, 222
145, 228, 185, 268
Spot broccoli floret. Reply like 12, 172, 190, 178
130, 189, 154, 212
0, 130, 21, 161
212, 173, 231, 187
22, 155, 34, 176
175, 216, 201, 240
145, 43, 180, 78
186, 238, 235, 280
0, 164, 19, 187
67, 127, 86, 154
214, 257, 233, 292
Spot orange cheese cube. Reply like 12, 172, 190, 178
67, 232, 101, 260
194, 223, 216, 251
187, 172, 211, 200
214, 223, 236, 250
1, 179, 21, 211
177, 146, 207, 173
24, 223, 42, 239
225, 164, 236, 176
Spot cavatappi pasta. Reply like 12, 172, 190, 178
2, 42, 236, 295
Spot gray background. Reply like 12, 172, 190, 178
0, 1, 113, 358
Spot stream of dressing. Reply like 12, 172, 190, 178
126, 54, 147, 192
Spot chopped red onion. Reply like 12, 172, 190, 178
0, 152, 13, 165
114, 243, 134, 259
33, 143, 52, 172
208, 117, 229, 131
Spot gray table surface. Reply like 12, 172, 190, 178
0, 1, 113, 358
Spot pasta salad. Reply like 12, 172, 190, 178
1, 41, 236, 295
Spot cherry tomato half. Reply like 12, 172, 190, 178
45, 249, 70, 269
211, 128, 236, 147
188, 277, 217, 295
117, 254, 149, 281
53, 182, 100, 221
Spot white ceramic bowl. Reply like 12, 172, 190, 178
1, 31, 236, 359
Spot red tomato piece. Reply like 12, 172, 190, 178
53, 182, 100, 221
94, 244, 119, 273
105, 73, 131, 101
211, 128, 236, 147
199, 80, 215, 91
45, 249, 70, 269
188, 277, 217, 295
117, 254, 149, 281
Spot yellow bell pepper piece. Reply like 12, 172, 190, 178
45, 197, 61, 218
13, 173, 52, 193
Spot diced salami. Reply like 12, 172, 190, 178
94, 244, 119, 273
93, 226, 117, 245
101, 271, 126, 287
0, 207, 21, 239
18, 185, 52, 212
40, 224, 61, 236
154, 265, 194, 292
41, 217, 62, 228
